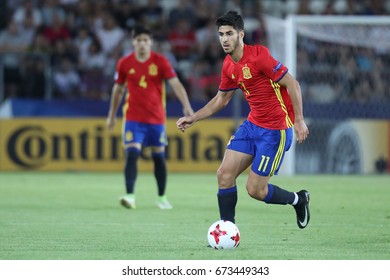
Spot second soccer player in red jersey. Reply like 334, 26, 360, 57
177, 11, 310, 229
107, 25, 193, 210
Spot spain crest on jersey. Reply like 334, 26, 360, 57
242, 65, 252, 79
149, 64, 158, 76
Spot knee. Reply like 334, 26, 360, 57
246, 182, 268, 201
217, 167, 235, 188
126, 147, 141, 159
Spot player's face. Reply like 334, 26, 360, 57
218, 25, 242, 54
132, 34, 152, 56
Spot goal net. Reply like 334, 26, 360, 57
265, 15, 390, 174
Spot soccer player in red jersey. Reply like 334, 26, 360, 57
107, 25, 193, 210
177, 11, 310, 229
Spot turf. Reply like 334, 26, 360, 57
0, 172, 389, 260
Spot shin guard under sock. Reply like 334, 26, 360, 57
217, 186, 238, 223
124, 148, 140, 194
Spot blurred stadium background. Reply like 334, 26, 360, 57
0, 0, 389, 175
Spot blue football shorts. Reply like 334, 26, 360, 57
226, 120, 293, 176
123, 121, 167, 147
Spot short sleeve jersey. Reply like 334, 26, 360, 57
219, 44, 295, 130
115, 51, 177, 124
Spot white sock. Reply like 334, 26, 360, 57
292, 192, 299, 206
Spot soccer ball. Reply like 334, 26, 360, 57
207, 220, 240, 249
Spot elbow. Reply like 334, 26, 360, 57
222, 99, 230, 108
221, 94, 233, 108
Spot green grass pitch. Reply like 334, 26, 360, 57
0, 172, 389, 260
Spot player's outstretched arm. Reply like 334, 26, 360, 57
168, 77, 194, 116
176, 90, 235, 132
106, 83, 124, 131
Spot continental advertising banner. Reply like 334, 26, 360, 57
1, 118, 388, 173
0, 118, 235, 172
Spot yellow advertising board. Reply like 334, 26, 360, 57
1, 118, 388, 173
0, 118, 235, 172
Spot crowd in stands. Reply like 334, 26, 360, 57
0, 0, 390, 103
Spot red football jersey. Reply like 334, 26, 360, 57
219, 44, 295, 130
115, 51, 177, 124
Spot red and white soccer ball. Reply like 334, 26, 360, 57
207, 220, 240, 249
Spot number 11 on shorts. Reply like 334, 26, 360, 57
258, 155, 270, 173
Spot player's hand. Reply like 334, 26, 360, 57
176, 116, 196, 132
294, 119, 309, 144
106, 117, 116, 131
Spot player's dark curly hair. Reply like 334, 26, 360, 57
132, 25, 152, 38
215, 11, 244, 31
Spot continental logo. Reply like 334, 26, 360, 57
6, 125, 123, 169
164, 130, 231, 162
4, 123, 235, 170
